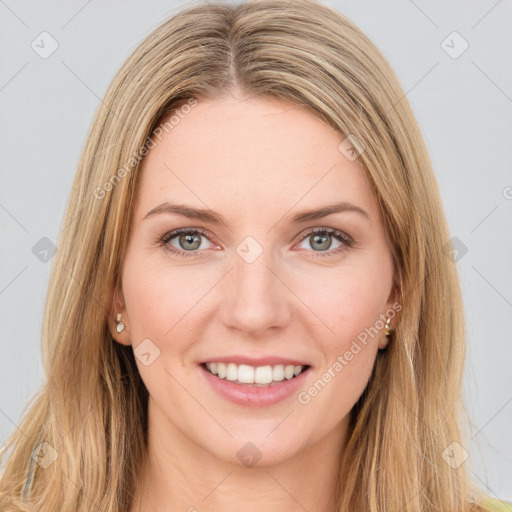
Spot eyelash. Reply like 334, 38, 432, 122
158, 227, 354, 259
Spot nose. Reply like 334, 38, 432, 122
218, 243, 292, 337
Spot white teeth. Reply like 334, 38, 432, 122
284, 365, 294, 379
226, 363, 238, 381
217, 362, 226, 379
255, 366, 273, 384
272, 364, 284, 381
238, 364, 255, 383
204, 362, 307, 384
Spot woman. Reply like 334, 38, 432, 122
0, 0, 508, 510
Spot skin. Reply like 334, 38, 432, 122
108, 92, 399, 512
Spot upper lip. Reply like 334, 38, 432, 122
201, 355, 311, 367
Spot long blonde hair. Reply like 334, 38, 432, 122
0, 0, 492, 510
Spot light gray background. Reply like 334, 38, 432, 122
1, 0, 511, 502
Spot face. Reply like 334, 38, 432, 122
110, 95, 398, 467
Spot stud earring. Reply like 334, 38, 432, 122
116, 313, 125, 333
384, 317, 392, 337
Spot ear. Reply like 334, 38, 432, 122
107, 281, 132, 346
378, 281, 402, 350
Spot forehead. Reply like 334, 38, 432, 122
135, 96, 378, 220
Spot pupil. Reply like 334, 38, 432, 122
312, 233, 331, 251
180, 233, 201, 250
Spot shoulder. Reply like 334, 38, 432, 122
477, 497, 512, 512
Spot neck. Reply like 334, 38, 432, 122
129, 399, 348, 512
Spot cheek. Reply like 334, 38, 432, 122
292, 266, 385, 430
121, 255, 206, 397
120, 267, 177, 376
122, 249, 204, 339
293, 260, 388, 348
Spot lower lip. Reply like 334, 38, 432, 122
199, 364, 311, 407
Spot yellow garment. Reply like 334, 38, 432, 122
481, 497, 512, 512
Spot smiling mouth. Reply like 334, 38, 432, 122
201, 362, 311, 387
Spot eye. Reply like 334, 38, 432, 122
158, 227, 354, 259
159, 228, 216, 258
295, 228, 353, 258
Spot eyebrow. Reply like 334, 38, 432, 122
143, 201, 370, 225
